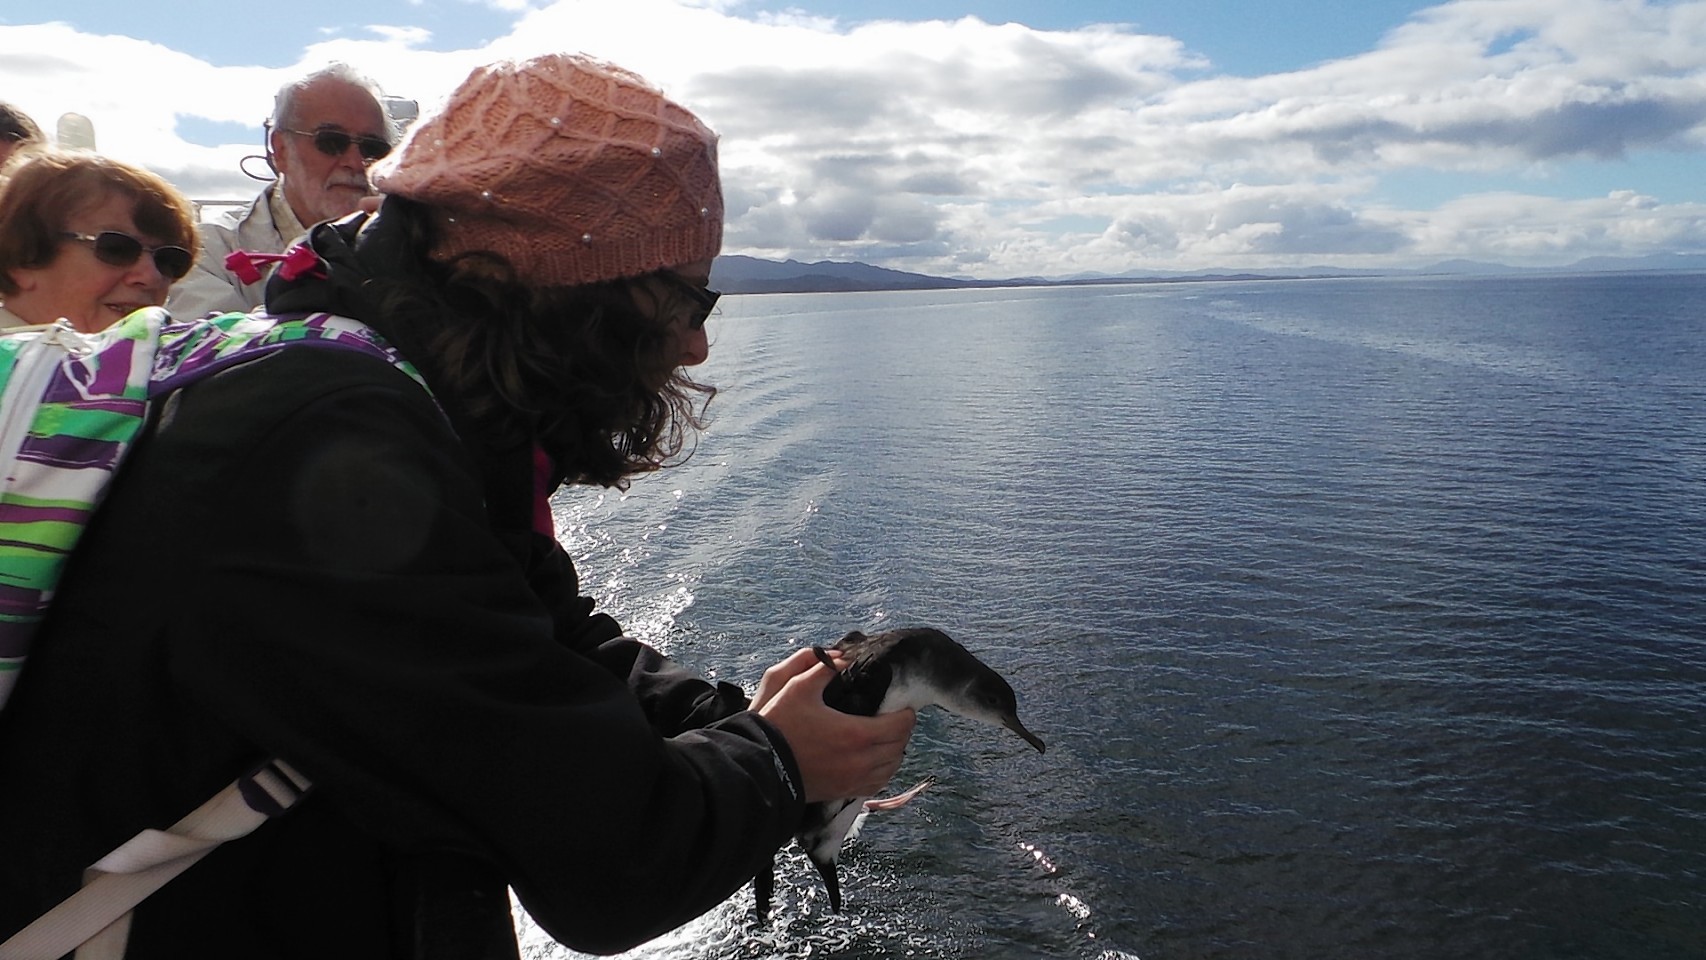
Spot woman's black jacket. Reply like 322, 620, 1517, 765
0, 214, 804, 958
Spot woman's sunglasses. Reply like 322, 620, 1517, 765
285, 127, 392, 162
663, 273, 721, 331
60, 231, 193, 281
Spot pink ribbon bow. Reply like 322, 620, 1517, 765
532, 444, 557, 539
225, 244, 327, 285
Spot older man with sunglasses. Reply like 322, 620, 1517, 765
167, 63, 396, 319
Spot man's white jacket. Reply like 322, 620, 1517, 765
167, 183, 306, 320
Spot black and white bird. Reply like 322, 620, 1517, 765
754, 627, 1046, 916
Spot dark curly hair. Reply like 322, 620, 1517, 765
361, 198, 715, 490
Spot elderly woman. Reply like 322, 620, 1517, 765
0, 54, 914, 958
0, 148, 196, 332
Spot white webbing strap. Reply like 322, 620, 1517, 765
0, 759, 311, 960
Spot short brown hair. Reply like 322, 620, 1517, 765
0, 101, 42, 145
0, 150, 197, 297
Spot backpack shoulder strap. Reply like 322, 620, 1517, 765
0, 760, 311, 960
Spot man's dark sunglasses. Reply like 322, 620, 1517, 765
60, 231, 193, 280
664, 273, 720, 330
286, 127, 392, 162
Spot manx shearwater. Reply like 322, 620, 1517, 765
754, 627, 1046, 916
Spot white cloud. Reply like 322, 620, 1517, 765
364, 25, 434, 46
1415, 190, 1706, 263
3, 0, 1704, 277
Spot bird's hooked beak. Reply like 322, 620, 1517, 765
1003, 715, 1046, 754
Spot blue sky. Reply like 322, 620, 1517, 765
18, 1, 1432, 74
760, 1, 1434, 74
4, 1, 1705, 277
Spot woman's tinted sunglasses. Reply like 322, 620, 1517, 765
663, 273, 720, 330
60, 231, 193, 281
285, 127, 392, 162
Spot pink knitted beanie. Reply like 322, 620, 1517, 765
372, 54, 722, 287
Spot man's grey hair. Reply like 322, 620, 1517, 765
272, 63, 397, 141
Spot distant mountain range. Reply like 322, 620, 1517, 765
708, 252, 1706, 295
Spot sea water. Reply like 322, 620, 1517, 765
520, 273, 1706, 960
